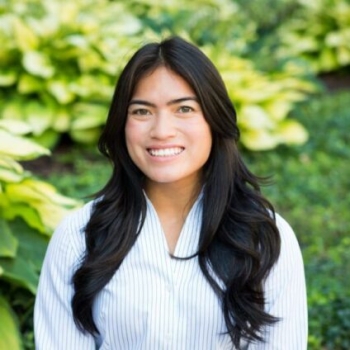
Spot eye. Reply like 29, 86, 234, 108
178, 106, 194, 113
131, 108, 151, 116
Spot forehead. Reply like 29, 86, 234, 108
132, 66, 196, 101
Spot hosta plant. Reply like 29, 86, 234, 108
0, 120, 81, 349
0, 0, 318, 151
277, 0, 350, 73
129, 0, 319, 150
126, 0, 258, 56
204, 47, 318, 150
0, 0, 149, 148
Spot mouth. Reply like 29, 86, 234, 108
147, 147, 184, 157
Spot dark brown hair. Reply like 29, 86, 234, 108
72, 36, 281, 348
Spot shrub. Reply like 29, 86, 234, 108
0, 0, 147, 148
243, 90, 350, 349
277, 0, 350, 73
0, 0, 318, 151
0, 120, 80, 349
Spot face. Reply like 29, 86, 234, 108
125, 66, 212, 190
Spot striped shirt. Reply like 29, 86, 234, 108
34, 194, 307, 349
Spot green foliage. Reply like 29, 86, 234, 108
307, 237, 350, 349
234, 0, 300, 34
126, 0, 257, 55
0, 0, 317, 151
0, 120, 80, 349
0, 0, 148, 148
277, 0, 350, 73
125, 0, 319, 150
1, 1, 349, 348
46, 146, 112, 199
243, 90, 350, 349
0, 295, 22, 350
205, 48, 318, 150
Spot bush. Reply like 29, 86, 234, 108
277, 0, 350, 73
0, 0, 318, 151
0, 0, 147, 148
0, 120, 80, 349
243, 90, 350, 349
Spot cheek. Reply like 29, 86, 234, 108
193, 123, 212, 154
125, 120, 141, 152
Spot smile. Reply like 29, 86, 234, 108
147, 147, 184, 157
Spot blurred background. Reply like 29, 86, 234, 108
0, 0, 349, 348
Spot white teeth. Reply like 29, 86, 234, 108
148, 147, 183, 157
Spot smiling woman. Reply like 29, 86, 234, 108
34, 36, 307, 350
125, 66, 212, 194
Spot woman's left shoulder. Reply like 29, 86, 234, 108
272, 212, 304, 269
273, 213, 299, 244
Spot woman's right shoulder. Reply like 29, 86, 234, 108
48, 199, 97, 258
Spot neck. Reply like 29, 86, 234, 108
144, 180, 201, 218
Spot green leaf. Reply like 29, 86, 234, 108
51, 108, 71, 132
277, 120, 309, 145
239, 105, 274, 130
13, 17, 39, 52
0, 156, 24, 183
25, 101, 54, 135
319, 48, 338, 72
1, 101, 24, 121
71, 103, 108, 129
2, 203, 45, 234
22, 51, 55, 78
70, 127, 101, 144
0, 119, 33, 135
0, 255, 39, 294
0, 168, 24, 183
30, 129, 61, 149
4, 179, 81, 233
0, 69, 18, 86
17, 74, 43, 94
337, 46, 350, 66
0, 130, 50, 160
0, 219, 18, 258
8, 218, 49, 271
78, 50, 104, 72
240, 128, 279, 151
47, 79, 76, 104
0, 296, 22, 350
0, 219, 49, 292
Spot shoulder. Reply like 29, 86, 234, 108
274, 213, 300, 249
47, 200, 96, 259
272, 212, 304, 273
60, 199, 95, 232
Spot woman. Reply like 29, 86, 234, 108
34, 36, 307, 349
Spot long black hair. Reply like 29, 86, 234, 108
72, 36, 281, 349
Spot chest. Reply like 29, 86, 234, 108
92, 208, 233, 349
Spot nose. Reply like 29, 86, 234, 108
150, 113, 176, 139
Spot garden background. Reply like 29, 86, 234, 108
0, 0, 349, 349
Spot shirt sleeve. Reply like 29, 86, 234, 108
34, 210, 96, 350
249, 213, 308, 350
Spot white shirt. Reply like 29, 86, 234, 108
34, 194, 307, 349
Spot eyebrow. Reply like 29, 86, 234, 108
128, 96, 199, 107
